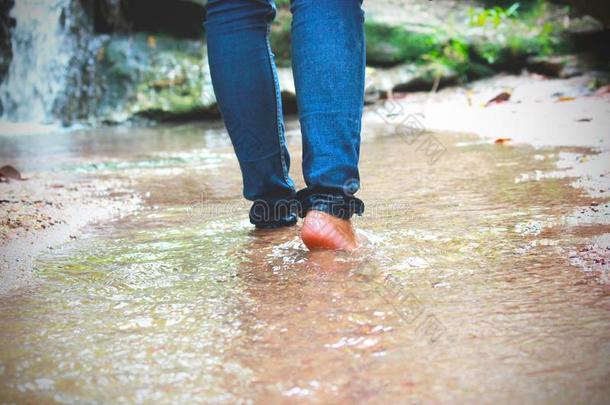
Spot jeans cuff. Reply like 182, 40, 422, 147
249, 198, 299, 228
296, 189, 364, 220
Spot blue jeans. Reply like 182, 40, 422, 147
205, 0, 365, 228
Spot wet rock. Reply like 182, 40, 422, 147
526, 54, 587, 78
62, 0, 211, 122
364, 1, 580, 75
80, 0, 127, 33
90, 33, 217, 123
365, 63, 458, 98
364, 21, 439, 67
527, 52, 610, 79
527, 54, 578, 78
0, 164, 23, 181
564, 0, 610, 27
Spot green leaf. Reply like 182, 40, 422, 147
506, 3, 520, 17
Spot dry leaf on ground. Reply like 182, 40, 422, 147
485, 92, 511, 107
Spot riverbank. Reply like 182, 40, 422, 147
365, 72, 610, 148
0, 172, 140, 295
1, 72, 609, 296
364, 72, 610, 279
364, 72, 610, 198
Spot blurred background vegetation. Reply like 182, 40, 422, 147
0, 0, 608, 127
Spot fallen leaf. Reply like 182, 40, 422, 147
148, 35, 157, 48
494, 138, 512, 144
556, 96, 576, 102
576, 118, 592, 122
485, 92, 511, 107
0, 165, 23, 181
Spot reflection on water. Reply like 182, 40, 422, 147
1, 122, 609, 403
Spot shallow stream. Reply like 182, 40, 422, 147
1, 121, 609, 403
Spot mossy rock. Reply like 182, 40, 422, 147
269, 15, 443, 68
468, 25, 570, 72
363, 0, 576, 75
366, 63, 458, 96
96, 33, 217, 122
364, 21, 440, 66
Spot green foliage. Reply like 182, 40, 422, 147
423, 38, 467, 69
537, 21, 559, 55
466, 0, 567, 67
364, 22, 439, 66
274, 0, 291, 8
468, 2, 520, 28
422, 36, 494, 83
99, 34, 215, 121
268, 0, 568, 74
269, 9, 292, 67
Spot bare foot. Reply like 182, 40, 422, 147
301, 210, 358, 251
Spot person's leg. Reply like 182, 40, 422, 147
205, 0, 297, 228
290, 0, 365, 249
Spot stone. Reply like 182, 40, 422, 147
93, 33, 216, 123
364, 21, 439, 66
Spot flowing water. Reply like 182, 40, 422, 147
0, 0, 76, 124
1, 121, 609, 403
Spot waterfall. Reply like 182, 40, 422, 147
0, 0, 75, 127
